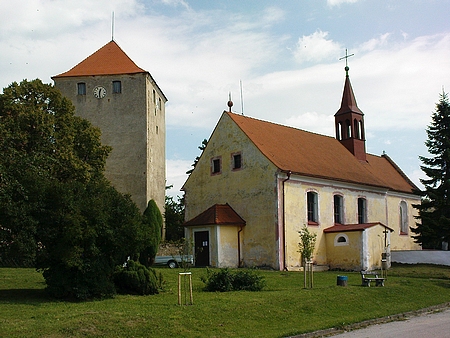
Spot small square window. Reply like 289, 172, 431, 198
113, 81, 121, 94
232, 153, 242, 170
211, 157, 221, 175
77, 82, 86, 95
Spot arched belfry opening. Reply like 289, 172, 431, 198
334, 52, 366, 161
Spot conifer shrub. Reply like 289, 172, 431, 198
114, 260, 158, 295
201, 268, 265, 292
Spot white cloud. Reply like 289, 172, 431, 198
327, 0, 359, 6
166, 159, 191, 198
160, 0, 190, 10
293, 30, 342, 64
359, 33, 391, 52
285, 112, 335, 136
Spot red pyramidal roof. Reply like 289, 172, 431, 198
53, 40, 146, 78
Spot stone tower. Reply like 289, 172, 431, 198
52, 40, 167, 214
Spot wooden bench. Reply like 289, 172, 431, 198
360, 270, 385, 287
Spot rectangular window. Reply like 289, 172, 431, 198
113, 81, 122, 93
358, 198, 367, 224
307, 191, 318, 224
334, 195, 343, 224
232, 153, 242, 170
211, 157, 221, 175
77, 82, 86, 95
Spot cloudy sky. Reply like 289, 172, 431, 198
1, 0, 449, 198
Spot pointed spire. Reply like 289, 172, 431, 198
336, 74, 363, 116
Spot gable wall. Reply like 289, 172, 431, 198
183, 113, 280, 268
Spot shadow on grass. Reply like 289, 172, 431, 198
0, 288, 52, 304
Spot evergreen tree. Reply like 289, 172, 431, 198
186, 139, 208, 174
164, 191, 185, 242
412, 92, 450, 249
140, 199, 163, 267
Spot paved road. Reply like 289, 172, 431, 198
329, 308, 450, 338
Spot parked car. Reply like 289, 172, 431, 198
154, 255, 193, 268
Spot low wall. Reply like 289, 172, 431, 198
391, 250, 450, 266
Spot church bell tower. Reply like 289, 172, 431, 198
334, 59, 366, 162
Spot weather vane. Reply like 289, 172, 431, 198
339, 49, 354, 76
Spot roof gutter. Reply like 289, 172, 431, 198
281, 171, 291, 271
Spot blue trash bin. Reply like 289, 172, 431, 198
337, 275, 348, 286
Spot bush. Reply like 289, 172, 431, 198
201, 268, 266, 292
114, 260, 158, 295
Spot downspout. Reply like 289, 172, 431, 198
237, 225, 243, 267
282, 171, 291, 271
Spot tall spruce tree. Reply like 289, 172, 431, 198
412, 91, 450, 249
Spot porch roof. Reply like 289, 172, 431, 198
184, 203, 246, 227
323, 222, 394, 233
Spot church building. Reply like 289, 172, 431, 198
52, 40, 167, 214
182, 66, 421, 271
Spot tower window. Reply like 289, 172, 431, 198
232, 152, 242, 170
113, 81, 122, 94
307, 191, 318, 224
334, 195, 344, 224
211, 157, 221, 175
77, 82, 86, 95
345, 119, 351, 139
336, 122, 342, 140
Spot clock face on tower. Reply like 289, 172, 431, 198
93, 86, 107, 99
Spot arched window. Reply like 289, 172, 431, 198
334, 233, 349, 246
400, 201, 408, 234
334, 195, 344, 224
358, 198, 367, 224
307, 191, 318, 224
345, 119, 351, 139
336, 122, 342, 140
359, 120, 364, 139
354, 119, 361, 139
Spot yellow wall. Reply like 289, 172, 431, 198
283, 178, 420, 270
325, 232, 362, 270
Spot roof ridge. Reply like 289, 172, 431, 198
225, 111, 336, 140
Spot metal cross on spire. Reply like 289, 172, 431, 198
339, 49, 354, 76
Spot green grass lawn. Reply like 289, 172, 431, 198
1, 264, 449, 337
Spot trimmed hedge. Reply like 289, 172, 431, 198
114, 260, 158, 295
201, 268, 266, 292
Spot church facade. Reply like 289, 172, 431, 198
52, 41, 166, 214
182, 70, 421, 271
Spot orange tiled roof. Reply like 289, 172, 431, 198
53, 40, 146, 78
184, 203, 246, 227
323, 222, 394, 233
226, 112, 417, 194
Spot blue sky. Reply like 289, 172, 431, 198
1, 0, 450, 198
